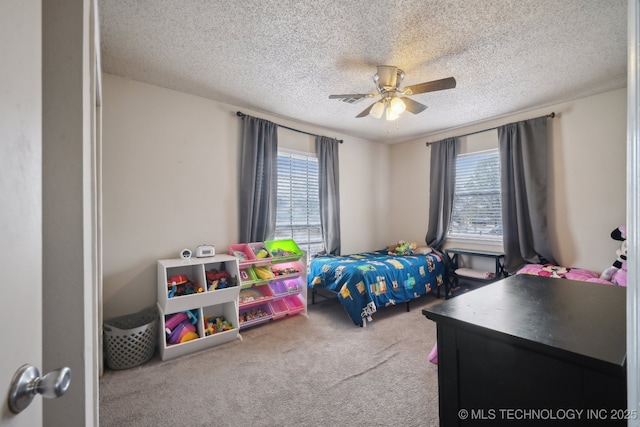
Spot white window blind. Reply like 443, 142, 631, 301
274, 150, 325, 257
448, 149, 503, 240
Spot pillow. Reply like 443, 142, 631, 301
414, 246, 432, 255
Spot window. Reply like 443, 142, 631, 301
274, 150, 325, 257
448, 149, 502, 240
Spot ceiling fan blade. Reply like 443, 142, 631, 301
403, 77, 457, 95
329, 93, 372, 104
356, 101, 377, 118
401, 97, 428, 114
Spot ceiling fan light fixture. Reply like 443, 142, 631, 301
389, 97, 406, 115
369, 101, 385, 119
330, 66, 455, 121
386, 107, 400, 121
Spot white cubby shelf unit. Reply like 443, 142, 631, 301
156, 254, 241, 361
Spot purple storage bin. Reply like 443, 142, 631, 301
269, 281, 289, 297
238, 303, 273, 328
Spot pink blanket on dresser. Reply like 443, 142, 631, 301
516, 263, 615, 285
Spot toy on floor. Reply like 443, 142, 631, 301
600, 225, 627, 287
428, 343, 438, 365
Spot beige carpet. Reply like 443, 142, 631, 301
100, 293, 442, 427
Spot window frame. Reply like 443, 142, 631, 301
447, 148, 503, 245
273, 148, 325, 258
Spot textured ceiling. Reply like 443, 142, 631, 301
99, 0, 627, 144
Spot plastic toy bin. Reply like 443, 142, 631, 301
269, 299, 289, 318
239, 266, 257, 286
264, 239, 302, 262
103, 307, 158, 370
284, 295, 305, 315
269, 281, 289, 297
284, 278, 303, 294
229, 244, 256, 264
238, 303, 273, 328
239, 284, 274, 306
247, 242, 272, 261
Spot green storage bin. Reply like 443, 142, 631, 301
264, 239, 302, 262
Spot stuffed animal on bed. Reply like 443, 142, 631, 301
600, 226, 627, 287
387, 240, 417, 256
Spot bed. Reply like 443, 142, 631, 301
308, 249, 446, 326
515, 263, 619, 285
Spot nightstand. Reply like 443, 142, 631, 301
444, 248, 507, 298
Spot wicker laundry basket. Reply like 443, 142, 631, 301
103, 307, 158, 370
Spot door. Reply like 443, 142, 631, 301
0, 1, 43, 426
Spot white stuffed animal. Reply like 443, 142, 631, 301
600, 226, 627, 286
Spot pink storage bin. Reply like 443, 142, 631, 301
284, 295, 304, 315
247, 242, 272, 261
269, 299, 289, 319
239, 284, 274, 307
270, 261, 302, 279
229, 244, 256, 264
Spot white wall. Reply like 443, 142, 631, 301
102, 74, 390, 319
389, 88, 627, 274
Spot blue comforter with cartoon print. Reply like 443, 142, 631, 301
308, 250, 445, 325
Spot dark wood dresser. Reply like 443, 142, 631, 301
423, 274, 627, 426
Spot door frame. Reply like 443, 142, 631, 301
627, 0, 640, 421
41, 0, 100, 424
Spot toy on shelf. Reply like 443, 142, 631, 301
253, 265, 275, 280
239, 307, 270, 323
232, 250, 249, 261
165, 309, 199, 345
270, 248, 296, 258
254, 245, 269, 259
239, 267, 254, 283
204, 316, 234, 336
271, 265, 300, 277
167, 275, 203, 298
285, 280, 302, 293
206, 268, 236, 291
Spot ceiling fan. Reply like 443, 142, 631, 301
329, 65, 456, 121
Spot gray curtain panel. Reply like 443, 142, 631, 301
316, 136, 341, 255
239, 115, 278, 243
498, 116, 557, 274
425, 137, 459, 250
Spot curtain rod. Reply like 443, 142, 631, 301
425, 112, 555, 147
236, 111, 343, 144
